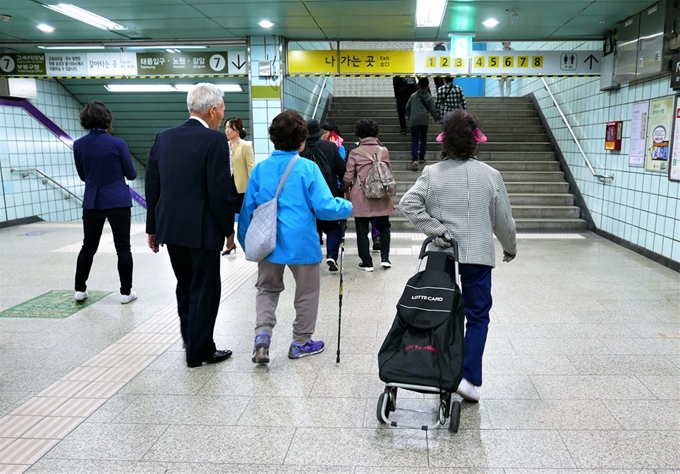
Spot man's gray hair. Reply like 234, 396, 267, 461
187, 83, 224, 114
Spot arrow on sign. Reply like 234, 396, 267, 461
231, 55, 246, 70
584, 54, 599, 69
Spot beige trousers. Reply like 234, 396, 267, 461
255, 260, 321, 344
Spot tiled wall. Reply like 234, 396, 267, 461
284, 42, 335, 120
250, 36, 283, 163
505, 41, 680, 263
0, 79, 84, 223
0, 79, 146, 224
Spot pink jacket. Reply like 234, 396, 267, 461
342, 137, 395, 218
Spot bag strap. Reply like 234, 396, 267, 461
274, 155, 299, 199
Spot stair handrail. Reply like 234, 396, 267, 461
10, 167, 83, 203
540, 77, 614, 183
312, 76, 328, 120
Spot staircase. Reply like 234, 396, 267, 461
327, 96, 587, 231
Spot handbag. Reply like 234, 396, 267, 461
244, 155, 299, 262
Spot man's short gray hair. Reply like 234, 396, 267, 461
187, 83, 224, 114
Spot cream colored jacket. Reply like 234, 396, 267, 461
231, 139, 254, 194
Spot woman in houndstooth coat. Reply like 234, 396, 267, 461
399, 110, 517, 402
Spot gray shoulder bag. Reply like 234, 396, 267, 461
244, 155, 299, 262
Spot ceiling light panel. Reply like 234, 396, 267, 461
416, 0, 447, 27
44, 3, 127, 31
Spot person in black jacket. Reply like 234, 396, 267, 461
146, 83, 237, 368
393, 76, 418, 134
300, 119, 346, 272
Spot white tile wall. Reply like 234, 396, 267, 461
498, 41, 679, 263
0, 79, 147, 224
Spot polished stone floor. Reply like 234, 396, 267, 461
1, 222, 679, 473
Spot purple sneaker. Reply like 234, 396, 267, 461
288, 339, 325, 359
252, 332, 271, 364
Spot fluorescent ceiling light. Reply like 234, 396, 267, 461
416, 0, 447, 27
174, 84, 242, 92
44, 3, 127, 30
482, 18, 500, 28
37, 24, 55, 32
105, 85, 176, 93
258, 20, 275, 28
38, 45, 106, 50
105, 84, 243, 93
124, 45, 207, 50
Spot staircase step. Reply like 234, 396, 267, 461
479, 151, 556, 161
391, 192, 575, 206
390, 162, 560, 180
498, 171, 565, 182
515, 218, 588, 231
504, 182, 570, 193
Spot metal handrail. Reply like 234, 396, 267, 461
540, 77, 614, 183
10, 168, 83, 203
312, 76, 329, 119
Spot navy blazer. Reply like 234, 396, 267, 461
73, 130, 137, 210
145, 119, 236, 251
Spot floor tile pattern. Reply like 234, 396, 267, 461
1, 223, 679, 473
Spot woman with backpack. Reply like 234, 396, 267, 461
342, 118, 394, 272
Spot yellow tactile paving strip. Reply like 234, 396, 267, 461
0, 253, 258, 473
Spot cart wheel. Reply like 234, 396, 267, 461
388, 387, 397, 411
376, 391, 390, 424
449, 400, 461, 433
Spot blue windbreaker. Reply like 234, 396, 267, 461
237, 150, 352, 265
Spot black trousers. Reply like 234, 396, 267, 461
75, 207, 132, 295
355, 216, 391, 265
167, 244, 222, 365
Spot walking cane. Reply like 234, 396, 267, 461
336, 219, 347, 363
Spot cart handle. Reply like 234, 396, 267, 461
418, 235, 459, 262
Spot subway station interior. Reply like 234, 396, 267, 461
1, 0, 680, 472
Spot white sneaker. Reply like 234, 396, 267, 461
74, 291, 88, 302
456, 378, 480, 402
120, 291, 137, 305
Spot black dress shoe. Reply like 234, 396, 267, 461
187, 350, 232, 368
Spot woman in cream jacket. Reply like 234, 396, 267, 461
224, 116, 254, 254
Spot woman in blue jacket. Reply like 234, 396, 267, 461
238, 110, 352, 364
73, 101, 138, 304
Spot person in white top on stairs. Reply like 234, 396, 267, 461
399, 110, 517, 402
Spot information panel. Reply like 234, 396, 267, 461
629, 100, 649, 167
645, 96, 674, 173
669, 97, 680, 181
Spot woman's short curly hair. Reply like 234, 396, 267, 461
354, 118, 379, 139
80, 101, 113, 131
269, 110, 308, 151
441, 110, 479, 159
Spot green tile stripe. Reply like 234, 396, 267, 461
0, 290, 113, 319
251, 85, 281, 99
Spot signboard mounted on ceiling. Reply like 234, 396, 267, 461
286, 48, 603, 76
0, 51, 247, 78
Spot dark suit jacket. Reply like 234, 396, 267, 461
300, 138, 346, 198
145, 119, 235, 251
74, 130, 137, 210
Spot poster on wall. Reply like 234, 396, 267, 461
645, 96, 674, 172
670, 96, 680, 182
629, 100, 649, 167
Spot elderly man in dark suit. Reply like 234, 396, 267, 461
146, 83, 237, 368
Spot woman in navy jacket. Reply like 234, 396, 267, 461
73, 101, 138, 304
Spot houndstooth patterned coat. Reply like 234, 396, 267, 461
399, 158, 517, 267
